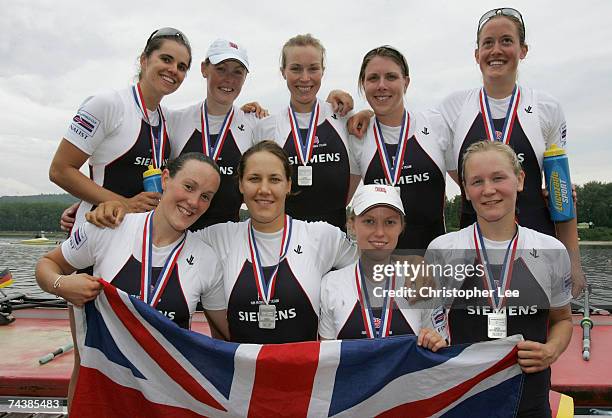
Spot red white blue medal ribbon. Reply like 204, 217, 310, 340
132, 84, 168, 169
355, 262, 394, 338
247, 215, 293, 304
200, 101, 235, 161
288, 102, 320, 166
373, 110, 410, 186
479, 85, 520, 144
473, 223, 519, 309
140, 211, 186, 307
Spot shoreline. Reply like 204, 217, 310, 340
579, 241, 612, 246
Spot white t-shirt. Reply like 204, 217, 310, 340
196, 218, 357, 343
319, 261, 447, 340
63, 212, 225, 328
64, 86, 169, 227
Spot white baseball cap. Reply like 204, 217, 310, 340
205, 39, 250, 72
351, 184, 405, 216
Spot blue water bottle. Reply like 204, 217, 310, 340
543, 145, 575, 221
142, 165, 163, 193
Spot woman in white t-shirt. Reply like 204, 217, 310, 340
426, 141, 572, 417
319, 184, 446, 351
88, 141, 357, 344
36, 152, 228, 410
51, 28, 192, 229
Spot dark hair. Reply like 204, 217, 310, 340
477, 15, 526, 47
167, 152, 220, 178
138, 30, 192, 80
358, 45, 409, 95
237, 141, 292, 181
280, 33, 326, 70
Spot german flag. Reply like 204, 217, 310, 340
0, 268, 13, 289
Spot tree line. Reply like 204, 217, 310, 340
1, 182, 610, 232
445, 181, 612, 230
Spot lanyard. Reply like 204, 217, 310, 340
479, 85, 520, 144
288, 102, 320, 166
247, 215, 293, 304
132, 83, 168, 169
373, 110, 410, 186
140, 211, 186, 307
200, 101, 234, 161
355, 262, 394, 338
473, 223, 519, 309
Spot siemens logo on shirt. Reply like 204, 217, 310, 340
238, 308, 297, 322
134, 157, 169, 166
158, 310, 176, 320
374, 172, 430, 185
288, 153, 340, 165
466, 305, 538, 316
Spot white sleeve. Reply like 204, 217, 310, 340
421, 305, 449, 341
199, 250, 227, 310
61, 222, 99, 269
318, 274, 337, 339
195, 223, 237, 260
328, 225, 358, 270
538, 91, 567, 150
425, 109, 455, 172
64, 91, 124, 155
253, 115, 276, 143
550, 245, 572, 307
348, 134, 364, 176
434, 91, 467, 137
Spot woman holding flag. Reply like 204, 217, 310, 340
319, 184, 447, 349
36, 152, 229, 408
50, 28, 193, 229
435, 7, 585, 296
348, 46, 451, 251
426, 141, 572, 417
88, 141, 357, 344
254, 34, 361, 230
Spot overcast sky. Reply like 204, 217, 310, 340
1, 0, 611, 198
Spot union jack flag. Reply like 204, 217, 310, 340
71, 281, 523, 417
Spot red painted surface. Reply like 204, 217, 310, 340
0, 309, 211, 397
551, 314, 612, 407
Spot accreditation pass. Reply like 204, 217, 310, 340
0, 396, 66, 413
487, 312, 507, 338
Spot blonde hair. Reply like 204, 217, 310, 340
461, 141, 522, 182
280, 33, 326, 70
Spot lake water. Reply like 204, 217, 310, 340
1, 237, 611, 306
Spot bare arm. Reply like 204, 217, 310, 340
347, 174, 361, 205
555, 217, 586, 298
35, 246, 103, 306
347, 110, 374, 139
203, 309, 230, 341
49, 139, 161, 213
516, 305, 572, 373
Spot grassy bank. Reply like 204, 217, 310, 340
578, 227, 612, 242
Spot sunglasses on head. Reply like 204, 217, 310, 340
477, 8, 525, 37
146, 27, 190, 47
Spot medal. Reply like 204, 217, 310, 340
297, 165, 313, 186
288, 102, 320, 187
247, 215, 293, 329
132, 84, 168, 169
473, 223, 518, 338
373, 110, 410, 187
479, 85, 520, 145
200, 101, 234, 161
258, 304, 277, 329
140, 211, 186, 307
355, 262, 395, 338
487, 312, 507, 338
